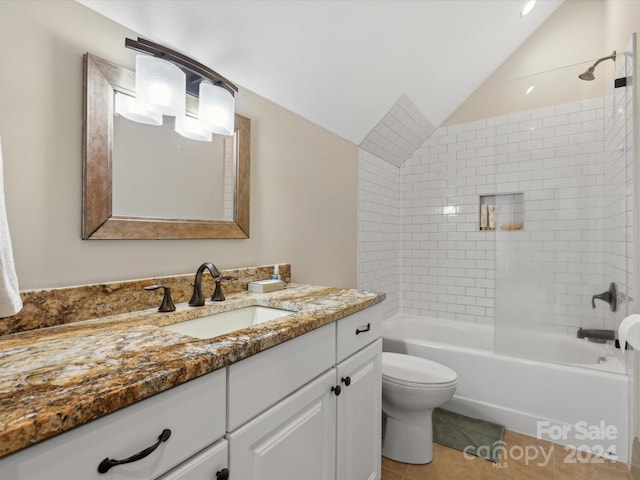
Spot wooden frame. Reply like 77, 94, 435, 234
82, 53, 250, 240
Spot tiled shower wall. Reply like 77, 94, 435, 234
400, 118, 497, 325
402, 98, 616, 331
359, 92, 634, 333
491, 99, 610, 334
357, 149, 401, 317
360, 95, 435, 167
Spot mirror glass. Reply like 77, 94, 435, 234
82, 53, 250, 240
112, 109, 234, 221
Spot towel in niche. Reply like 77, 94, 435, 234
0, 137, 22, 317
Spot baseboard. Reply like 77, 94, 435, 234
631, 437, 640, 480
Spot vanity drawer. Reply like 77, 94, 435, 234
0, 369, 226, 480
336, 304, 382, 363
227, 322, 335, 431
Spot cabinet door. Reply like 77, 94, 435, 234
336, 339, 382, 480
155, 439, 227, 480
227, 369, 336, 480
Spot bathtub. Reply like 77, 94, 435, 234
382, 313, 629, 462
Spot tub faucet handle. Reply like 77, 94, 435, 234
591, 282, 617, 312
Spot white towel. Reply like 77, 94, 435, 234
0, 137, 22, 317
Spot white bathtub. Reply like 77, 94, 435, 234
382, 313, 629, 462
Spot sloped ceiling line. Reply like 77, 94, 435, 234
78, 0, 564, 144
360, 94, 435, 167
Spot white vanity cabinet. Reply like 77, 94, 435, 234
226, 304, 383, 480
0, 369, 227, 480
0, 303, 383, 480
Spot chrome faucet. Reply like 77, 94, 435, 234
189, 262, 221, 307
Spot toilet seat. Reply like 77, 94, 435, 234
382, 352, 457, 388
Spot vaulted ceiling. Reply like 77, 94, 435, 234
79, 0, 564, 144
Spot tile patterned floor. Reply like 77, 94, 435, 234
381, 430, 629, 479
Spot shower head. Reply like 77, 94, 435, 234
578, 51, 616, 81
578, 67, 595, 81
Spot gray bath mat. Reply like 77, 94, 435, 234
432, 408, 505, 462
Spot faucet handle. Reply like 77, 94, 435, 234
211, 276, 233, 302
591, 282, 617, 312
144, 285, 176, 312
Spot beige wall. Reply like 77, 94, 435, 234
0, 0, 357, 290
444, 0, 606, 125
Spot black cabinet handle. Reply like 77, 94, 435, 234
331, 385, 342, 396
216, 468, 230, 480
355, 323, 371, 335
341, 376, 351, 387
97, 429, 171, 473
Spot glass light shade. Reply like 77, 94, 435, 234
114, 92, 163, 126
136, 55, 186, 116
199, 81, 235, 135
175, 115, 212, 142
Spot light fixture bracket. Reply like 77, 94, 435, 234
125, 37, 238, 97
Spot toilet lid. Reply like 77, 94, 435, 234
382, 352, 457, 386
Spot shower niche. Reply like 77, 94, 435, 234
479, 193, 523, 231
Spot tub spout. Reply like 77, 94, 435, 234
577, 328, 615, 343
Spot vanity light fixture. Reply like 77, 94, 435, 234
175, 114, 213, 142
122, 37, 238, 141
199, 80, 235, 136
136, 54, 185, 117
114, 92, 163, 126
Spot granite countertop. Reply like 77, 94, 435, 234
0, 284, 384, 459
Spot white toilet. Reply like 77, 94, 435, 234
381, 352, 457, 464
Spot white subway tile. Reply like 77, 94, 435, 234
358, 93, 631, 329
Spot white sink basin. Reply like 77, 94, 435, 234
163, 306, 296, 339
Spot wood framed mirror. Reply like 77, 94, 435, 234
82, 53, 250, 240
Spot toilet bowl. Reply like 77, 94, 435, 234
381, 352, 457, 464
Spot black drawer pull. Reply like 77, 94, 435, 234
97, 429, 171, 473
331, 385, 342, 396
355, 323, 371, 335
341, 376, 351, 387
217, 468, 230, 479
